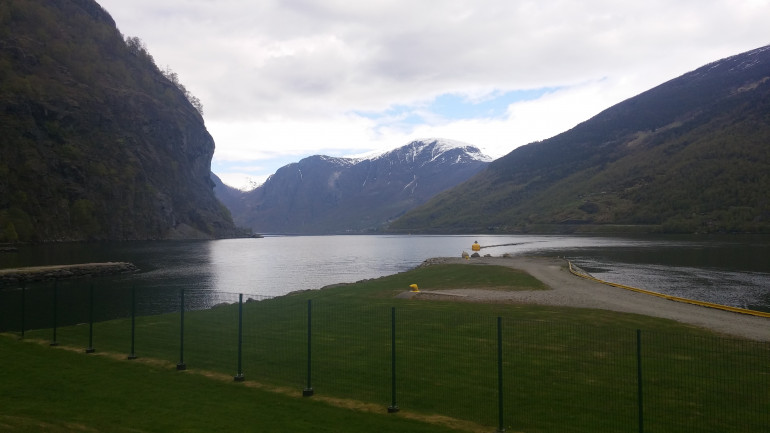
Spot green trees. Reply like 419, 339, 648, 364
0, 0, 236, 241
0, 209, 34, 242
160, 64, 204, 116
71, 199, 100, 238
2, 222, 18, 243
124, 35, 204, 116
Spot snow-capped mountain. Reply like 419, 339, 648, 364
216, 139, 491, 234
372, 138, 493, 165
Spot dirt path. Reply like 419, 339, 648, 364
413, 256, 770, 341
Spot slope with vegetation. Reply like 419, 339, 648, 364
0, 0, 237, 241
391, 45, 770, 234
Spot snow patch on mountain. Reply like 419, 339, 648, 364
316, 155, 361, 166
372, 138, 493, 164
694, 44, 770, 77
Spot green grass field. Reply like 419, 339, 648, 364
3, 262, 769, 432
0, 335, 461, 433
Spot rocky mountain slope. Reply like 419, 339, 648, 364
0, 0, 238, 241
390, 45, 770, 234
217, 139, 491, 234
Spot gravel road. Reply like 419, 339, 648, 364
409, 256, 770, 341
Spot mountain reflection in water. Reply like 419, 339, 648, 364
2, 235, 769, 314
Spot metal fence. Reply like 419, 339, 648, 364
1, 281, 768, 433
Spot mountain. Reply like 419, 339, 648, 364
211, 172, 250, 228
390, 45, 770, 234
0, 0, 238, 241
219, 139, 491, 234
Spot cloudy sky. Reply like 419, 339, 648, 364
97, 0, 769, 189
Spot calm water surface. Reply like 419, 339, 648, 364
2, 234, 769, 314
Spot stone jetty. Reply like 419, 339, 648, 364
0, 262, 138, 285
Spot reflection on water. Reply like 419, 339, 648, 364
2, 235, 769, 320
206, 235, 479, 295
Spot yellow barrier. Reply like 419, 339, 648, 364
567, 261, 770, 319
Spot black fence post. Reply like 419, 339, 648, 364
234, 293, 245, 382
50, 280, 59, 346
127, 287, 137, 360
497, 316, 505, 433
387, 306, 399, 413
303, 299, 314, 396
20, 283, 26, 339
86, 284, 95, 353
177, 288, 187, 371
637, 329, 644, 433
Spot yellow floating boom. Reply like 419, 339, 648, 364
567, 261, 770, 319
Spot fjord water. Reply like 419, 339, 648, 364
2, 235, 769, 318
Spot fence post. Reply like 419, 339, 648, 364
20, 283, 26, 339
50, 280, 59, 346
177, 288, 187, 370
86, 284, 95, 353
234, 293, 245, 382
637, 329, 644, 433
303, 299, 314, 396
387, 306, 399, 413
497, 316, 505, 433
128, 287, 137, 360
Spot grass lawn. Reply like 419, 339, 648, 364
0, 335, 464, 433
5, 262, 770, 432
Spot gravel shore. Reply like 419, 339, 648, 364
411, 256, 770, 342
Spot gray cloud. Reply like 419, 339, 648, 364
97, 0, 770, 187
101, 0, 768, 115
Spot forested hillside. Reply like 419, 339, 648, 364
0, 0, 237, 241
390, 45, 770, 234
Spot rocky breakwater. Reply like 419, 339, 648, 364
0, 262, 138, 286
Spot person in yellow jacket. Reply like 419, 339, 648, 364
472, 241, 481, 252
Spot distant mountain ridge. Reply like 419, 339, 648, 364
215, 139, 491, 234
390, 45, 770, 234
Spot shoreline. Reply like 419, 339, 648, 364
411, 256, 770, 341
0, 262, 139, 286
566, 260, 770, 319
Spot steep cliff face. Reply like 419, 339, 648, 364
0, 0, 237, 241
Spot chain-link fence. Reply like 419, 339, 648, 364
2, 281, 768, 432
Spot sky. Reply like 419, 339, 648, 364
96, 0, 770, 190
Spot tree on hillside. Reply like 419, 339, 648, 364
125, 36, 155, 65
124, 36, 204, 116
160, 65, 205, 116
